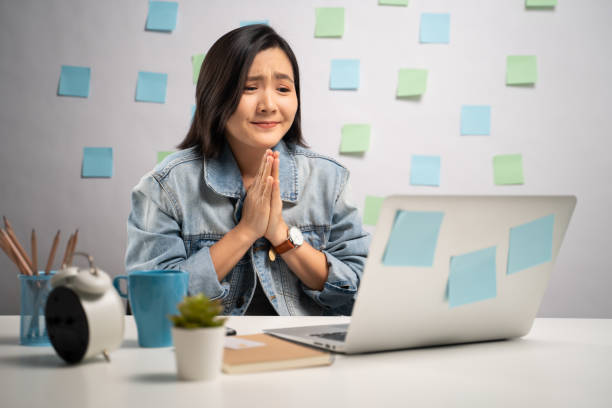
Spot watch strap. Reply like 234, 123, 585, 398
273, 239, 295, 255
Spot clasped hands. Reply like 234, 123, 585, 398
238, 149, 288, 248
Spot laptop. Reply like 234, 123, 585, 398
265, 195, 577, 354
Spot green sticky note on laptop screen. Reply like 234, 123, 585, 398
448, 246, 497, 308
507, 214, 554, 274
382, 210, 444, 266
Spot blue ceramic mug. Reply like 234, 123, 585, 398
113, 270, 189, 347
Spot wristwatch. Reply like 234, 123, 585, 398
272, 226, 304, 257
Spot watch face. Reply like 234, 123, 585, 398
289, 227, 304, 246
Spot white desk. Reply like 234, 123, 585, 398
0, 316, 610, 408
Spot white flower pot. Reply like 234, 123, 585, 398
172, 326, 225, 381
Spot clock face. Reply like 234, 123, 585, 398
289, 227, 304, 246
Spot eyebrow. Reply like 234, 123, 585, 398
246, 72, 294, 83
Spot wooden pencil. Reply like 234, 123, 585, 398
45, 230, 60, 275
67, 229, 79, 265
3, 216, 33, 271
61, 233, 74, 267
0, 231, 19, 266
31, 229, 38, 275
1, 229, 32, 276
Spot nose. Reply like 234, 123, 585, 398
257, 89, 277, 113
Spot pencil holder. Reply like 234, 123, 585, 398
19, 272, 55, 346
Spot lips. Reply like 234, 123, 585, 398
251, 121, 279, 129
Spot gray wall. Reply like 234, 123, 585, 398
1, 0, 610, 317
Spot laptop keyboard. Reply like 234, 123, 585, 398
310, 331, 347, 342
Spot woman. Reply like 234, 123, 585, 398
125, 25, 370, 316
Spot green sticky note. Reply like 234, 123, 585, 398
397, 69, 428, 97
363, 196, 385, 226
506, 56, 537, 85
192, 53, 205, 84
157, 151, 173, 164
379, 0, 409, 5
493, 154, 524, 185
526, 0, 557, 7
315, 8, 344, 38
340, 124, 370, 153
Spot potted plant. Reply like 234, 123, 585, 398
169, 293, 227, 381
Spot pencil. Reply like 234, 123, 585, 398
67, 229, 79, 265
61, 233, 74, 267
45, 230, 60, 275
3, 216, 33, 271
1, 229, 32, 276
31, 229, 38, 276
0, 231, 19, 266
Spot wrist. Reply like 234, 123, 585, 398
235, 223, 259, 245
269, 222, 289, 247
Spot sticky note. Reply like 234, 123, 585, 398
448, 247, 497, 308
507, 215, 554, 274
397, 69, 428, 97
191, 104, 196, 121
420, 13, 450, 43
340, 124, 370, 153
410, 155, 441, 186
225, 337, 265, 350
240, 20, 269, 27
192, 54, 205, 84
379, 0, 409, 6
363, 196, 385, 226
58, 65, 91, 98
506, 56, 537, 85
526, 0, 557, 7
461, 105, 491, 135
136, 71, 168, 103
330, 59, 360, 90
157, 151, 173, 164
82, 147, 113, 178
382, 211, 444, 267
146, 1, 178, 32
493, 154, 524, 185
315, 8, 344, 38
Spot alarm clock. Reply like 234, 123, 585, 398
44, 252, 125, 364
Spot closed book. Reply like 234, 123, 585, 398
222, 333, 334, 374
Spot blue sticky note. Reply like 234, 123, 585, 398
190, 104, 196, 121
330, 59, 360, 90
240, 20, 269, 27
146, 1, 178, 32
82, 147, 113, 178
449, 246, 497, 307
383, 211, 444, 266
58, 65, 91, 98
136, 71, 168, 103
507, 215, 554, 274
461, 105, 491, 135
410, 155, 441, 186
420, 13, 450, 44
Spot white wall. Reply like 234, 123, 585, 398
0, 0, 610, 316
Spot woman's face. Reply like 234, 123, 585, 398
225, 47, 298, 151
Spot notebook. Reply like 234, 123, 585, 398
222, 333, 334, 374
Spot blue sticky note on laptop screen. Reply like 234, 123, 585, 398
448, 246, 497, 308
382, 211, 444, 266
507, 214, 554, 274
82, 147, 113, 178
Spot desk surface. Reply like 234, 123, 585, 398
0, 316, 611, 408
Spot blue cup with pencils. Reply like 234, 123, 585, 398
0, 217, 76, 345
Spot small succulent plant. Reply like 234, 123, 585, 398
169, 293, 226, 328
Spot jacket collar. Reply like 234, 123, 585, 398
203, 140, 298, 203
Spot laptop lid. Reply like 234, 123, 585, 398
343, 195, 576, 354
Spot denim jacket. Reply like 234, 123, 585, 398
125, 140, 370, 316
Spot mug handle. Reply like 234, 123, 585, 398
113, 275, 128, 298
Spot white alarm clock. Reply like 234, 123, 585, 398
44, 252, 125, 364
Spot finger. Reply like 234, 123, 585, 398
263, 176, 273, 199
255, 155, 272, 194
272, 156, 279, 182
254, 151, 269, 185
